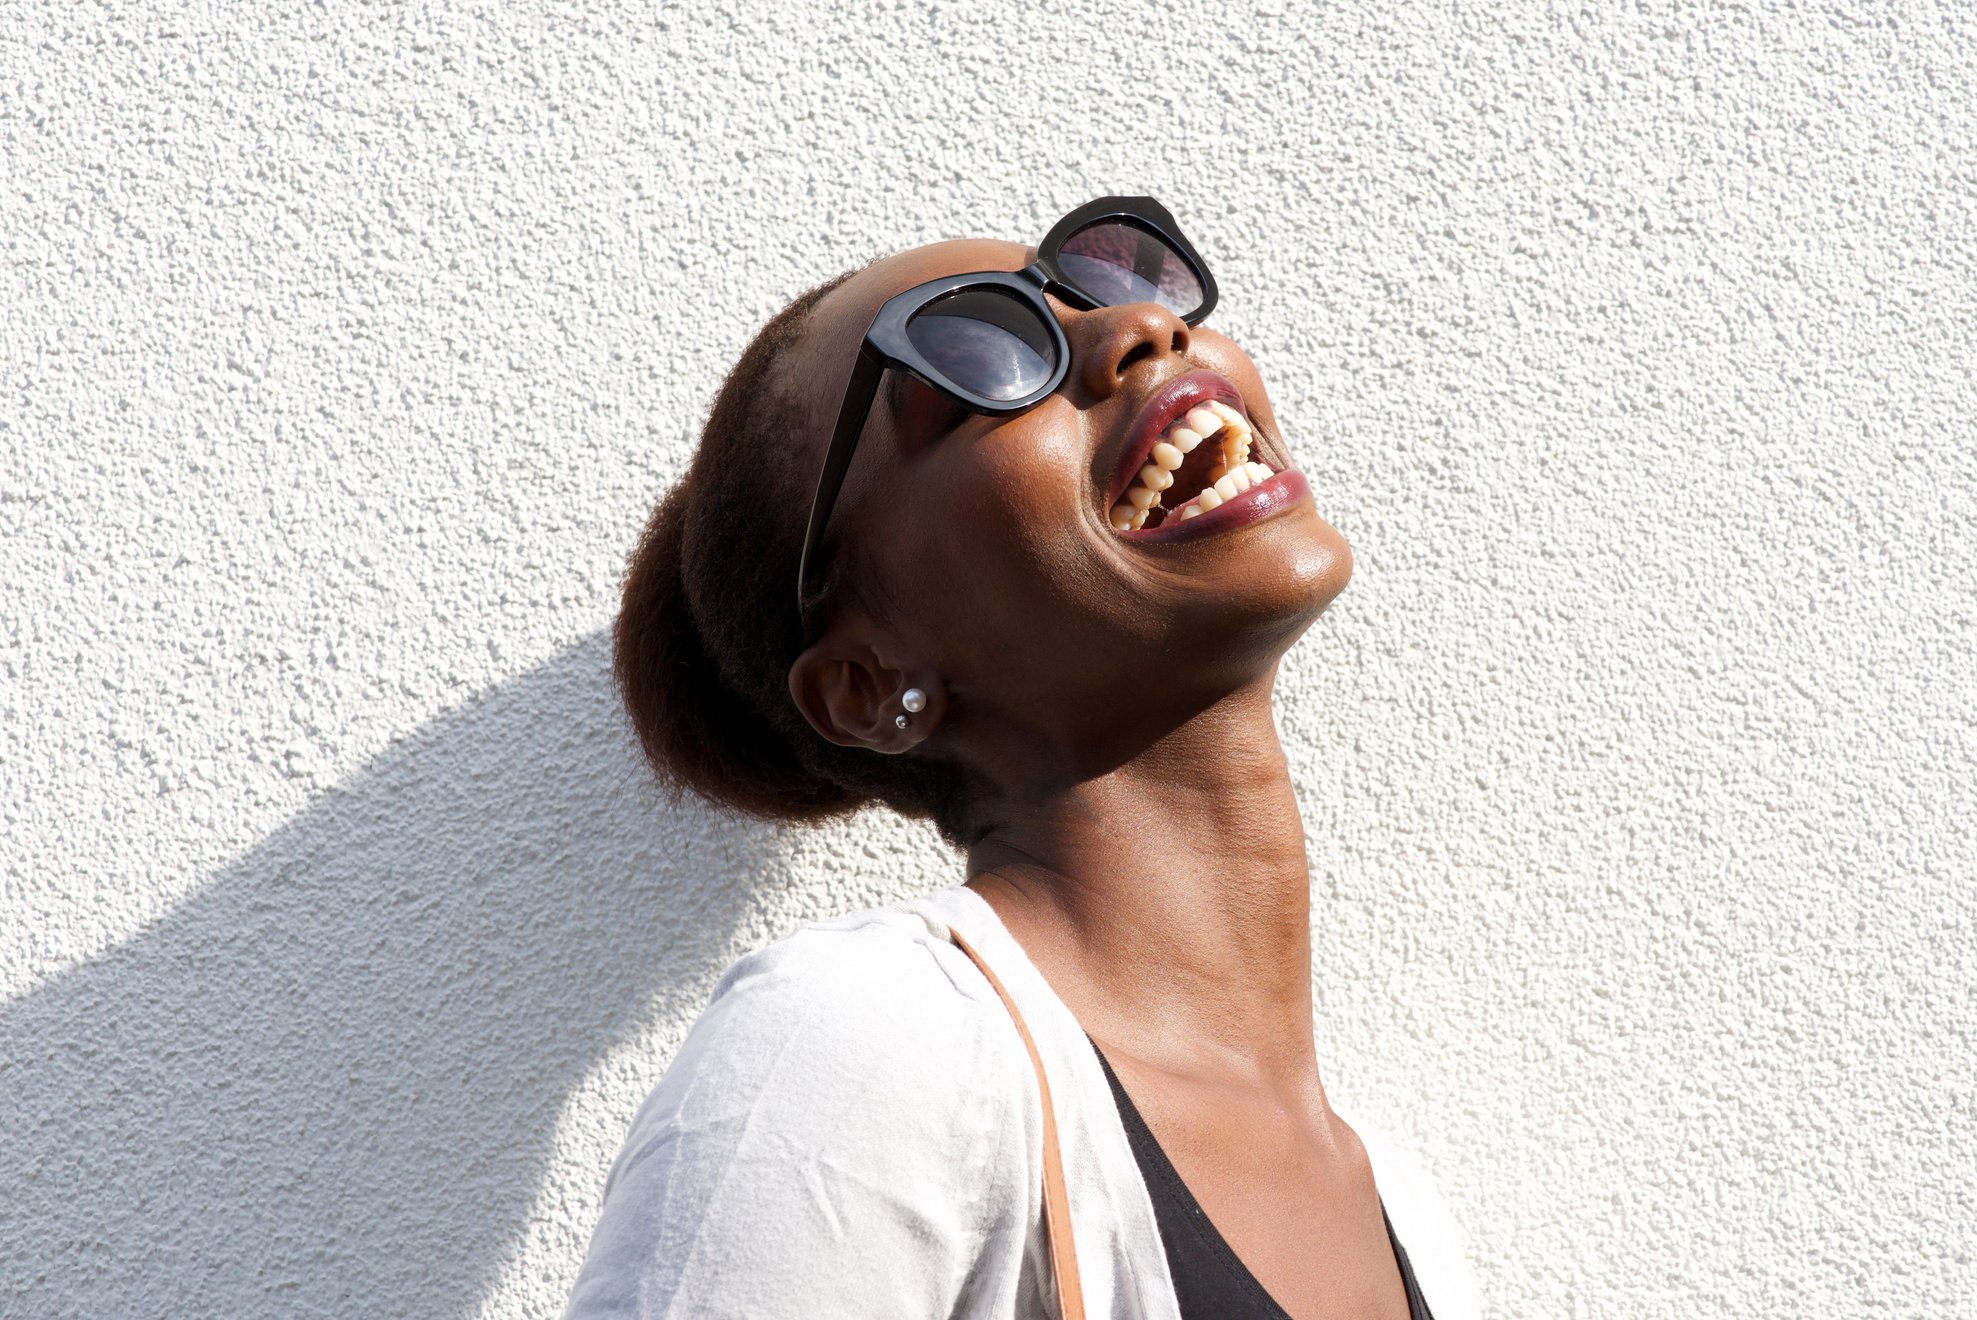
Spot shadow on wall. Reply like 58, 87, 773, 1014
0, 630, 783, 1318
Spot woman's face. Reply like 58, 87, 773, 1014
786, 238, 1353, 775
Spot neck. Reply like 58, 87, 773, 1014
963, 678, 1316, 1085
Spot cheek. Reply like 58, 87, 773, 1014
892, 415, 1118, 628
974, 406, 1086, 505
940, 413, 1092, 555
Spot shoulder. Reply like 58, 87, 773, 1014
692, 903, 1017, 1077
618, 903, 1027, 1170
564, 903, 1038, 1318
707, 901, 987, 1018
1340, 1114, 1485, 1320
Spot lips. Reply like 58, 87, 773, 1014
1102, 369, 1289, 533
1104, 370, 1249, 515
1117, 466, 1310, 542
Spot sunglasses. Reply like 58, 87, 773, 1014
795, 196, 1219, 627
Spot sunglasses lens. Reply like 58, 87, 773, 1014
906, 288, 1058, 402
1056, 220, 1205, 317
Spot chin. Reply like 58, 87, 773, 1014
1151, 514, 1353, 676
1284, 512, 1354, 610
1238, 505, 1354, 633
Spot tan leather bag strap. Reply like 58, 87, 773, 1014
947, 926, 1087, 1320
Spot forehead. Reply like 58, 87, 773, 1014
779, 238, 1034, 441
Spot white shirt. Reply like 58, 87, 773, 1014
562, 883, 1483, 1319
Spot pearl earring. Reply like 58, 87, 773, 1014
896, 686, 926, 731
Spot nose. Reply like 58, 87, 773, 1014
1063, 299, 1191, 400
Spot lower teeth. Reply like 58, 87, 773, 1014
1137, 460, 1276, 528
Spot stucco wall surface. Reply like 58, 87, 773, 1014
3, 1, 1972, 1317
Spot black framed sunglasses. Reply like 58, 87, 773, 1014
794, 196, 1218, 627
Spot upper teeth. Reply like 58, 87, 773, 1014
1108, 399, 1271, 531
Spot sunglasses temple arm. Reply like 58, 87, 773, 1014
797, 343, 886, 617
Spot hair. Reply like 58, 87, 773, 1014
613, 268, 979, 847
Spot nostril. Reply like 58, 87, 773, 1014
1115, 340, 1156, 375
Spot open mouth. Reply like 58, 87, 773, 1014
1107, 399, 1277, 532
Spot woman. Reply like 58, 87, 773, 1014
564, 198, 1481, 1319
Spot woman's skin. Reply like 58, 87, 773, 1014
781, 239, 1398, 1320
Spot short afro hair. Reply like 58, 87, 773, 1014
613, 268, 979, 846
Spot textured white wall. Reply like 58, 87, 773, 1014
3, 1, 1971, 1316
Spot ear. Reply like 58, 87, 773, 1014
788, 623, 945, 755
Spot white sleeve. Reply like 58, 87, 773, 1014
561, 923, 1029, 1320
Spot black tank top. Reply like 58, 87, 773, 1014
1090, 1038, 1435, 1320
